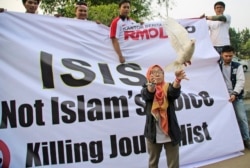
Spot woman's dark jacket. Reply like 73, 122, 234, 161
141, 83, 181, 145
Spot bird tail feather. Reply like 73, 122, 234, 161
165, 61, 184, 72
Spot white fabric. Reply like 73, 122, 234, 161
0, 12, 244, 168
207, 14, 231, 46
156, 118, 171, 143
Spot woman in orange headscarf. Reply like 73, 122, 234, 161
141, 64, 187, 168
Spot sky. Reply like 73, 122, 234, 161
0, 0, 249, 30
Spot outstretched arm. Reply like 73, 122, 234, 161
200, 13, 227, 22
173, 69, 188, 88
206, 15, 227, 22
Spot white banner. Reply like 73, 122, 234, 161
0, 12, 244, 168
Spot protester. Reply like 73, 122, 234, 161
110, 0, 136, 63
54, 1, 101, 24
22, 0, 41, 14
201, 1, 231, 55
0, 0, 40, 14
141, 65, 187, 168
219, 45, 250, 150
54, 1, 88, 19
74, 1, 88, 20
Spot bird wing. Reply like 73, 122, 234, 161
162, 17, 190, 57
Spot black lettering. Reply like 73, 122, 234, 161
189, 93, 202, 108
182, 92, 192, 109
74, 142, 88, 162
34, 100, 45, 125
104, 96, 129, 119
66, 140, 73, 163
98, 63, 115, 84
89, 141, 103, 163
185, 26, 195, 33
61, 59, 95, 87
40, 51, 54, 89
51, 97, 60, 124
26, 143, 42, 167
87, 98, 103, 121
175, 95, 184, 111
42, 142, 49, 165
134, 94, 145, 116
117, 63, 146, 86
58, 141, 65, 163
119, 137, 132, 156
61, 101, 76, 124
199, 91, 214, 106
77, 95, 86, 122
110, 135, 118, 158
0, 100, 17, 128
50, 141, 57, 164
19, 104, 33, 127
193, 126, 204, 142
132, 135, 146, 154
202, 122, 212, 140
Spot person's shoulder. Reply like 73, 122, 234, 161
223, 14, 231, 21
128, 17, 137, 23
223, 14, 231, 17
111, 17, 120, 23
231, 61, 241, 67
110, 17, 121, 26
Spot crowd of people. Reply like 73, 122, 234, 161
1, 0, 250, 167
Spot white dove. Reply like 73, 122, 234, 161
162, 17, 195, 71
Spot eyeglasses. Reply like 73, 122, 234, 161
150, 70, 163, 75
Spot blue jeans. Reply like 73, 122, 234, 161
233, 99, 250, 140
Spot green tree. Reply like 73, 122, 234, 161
229, 28, 241, 54
230, 28, 250, 58
40, 0, 151, 26
240, 28, 250, 45
241, 39, 250, 57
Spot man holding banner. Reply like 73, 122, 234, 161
219, 45, 250, 150
110, 0, 136, 63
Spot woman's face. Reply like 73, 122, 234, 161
75, 6, 88, 20
149, 66, 164, 84
24, 0, 39, 14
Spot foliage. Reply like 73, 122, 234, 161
40, 0, 151, 25
230, 28, 241, 54
230, 28, 250, 59
88, 4, 118, 26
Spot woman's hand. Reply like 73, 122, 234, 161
173, 69, 188, 88
175, 69, 188, 80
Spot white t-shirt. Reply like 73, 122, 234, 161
109, 17, 137, 56
155, 117, 171, 143
207, 14, 231, 46
110, 16, 136, 43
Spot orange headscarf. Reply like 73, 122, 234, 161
146, 65, 169, 135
